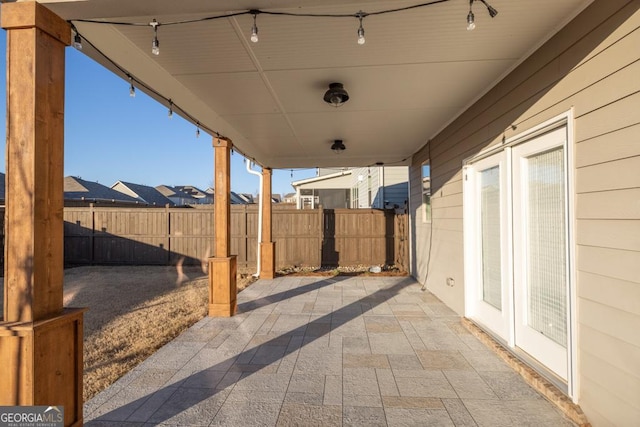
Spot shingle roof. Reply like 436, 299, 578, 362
114, 181, 174, 206
65, 176, 139, 203
174, 185, 208, 198
155, 185, 196, 202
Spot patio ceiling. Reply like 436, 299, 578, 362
35, 0, 591, 169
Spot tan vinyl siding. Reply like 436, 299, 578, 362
409, 1, 640, 424
381, 166, 409, 207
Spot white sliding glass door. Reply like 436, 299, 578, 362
464, 151, 512, 340
512, 127, 569, 380
464, 124, 572, 384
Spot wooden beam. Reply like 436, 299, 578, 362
260, 167, 276, 279
213, 137, 232, 258
1, 3, 84, 425
209, 137, 237, 316
2, 0, 67, 323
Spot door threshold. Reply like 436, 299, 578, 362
462, 317, 590, 427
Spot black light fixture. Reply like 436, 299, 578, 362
331, 139, 346, 153
323, 83, 349, 107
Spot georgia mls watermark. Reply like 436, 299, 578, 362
0, 406, 63, 427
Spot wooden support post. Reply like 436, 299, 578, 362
260, 167, 276, 279
208, 137, 237, 317
0, 2, 85, 426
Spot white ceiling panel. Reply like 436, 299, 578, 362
34, 0, 593, 168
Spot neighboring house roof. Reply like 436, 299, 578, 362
155, 185, 197, 203
292, 170, 353, 189
238, 193, 255, 204
284, 193, 296, 198
65, 176, 139, 203
230, 191, 249, 204
174, 185, 209, 199
112, 181, 174, 206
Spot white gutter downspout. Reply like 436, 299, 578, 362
246, 161, 263, 277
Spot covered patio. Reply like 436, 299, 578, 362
83, 275, 573, 426
2, 0, 638, 425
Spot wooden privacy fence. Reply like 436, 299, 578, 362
8, 205, 407, 270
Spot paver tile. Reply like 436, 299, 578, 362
385, 407, 455, 427
343, 406, 387, 427
85, 276, 574, 427
344, 353, 390, 369
416, 350, 473, 370
277, 403, 342, 427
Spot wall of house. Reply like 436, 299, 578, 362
352, 167, 381, 208
380, 166, 409, 208
111, 182, 140, 201
409, 1, 639, 424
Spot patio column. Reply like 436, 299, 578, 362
260, 167, 276, 279
0, 2, 85, 426
208, 137, 237, 317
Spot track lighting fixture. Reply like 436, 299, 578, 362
356, 11, 366, 45
323, 83, 350, 107
150, 19, 160, 55
466, 0, 498, 30
331, 139, 346, 153
72, 30, 83, 50
250, 11, 259, 43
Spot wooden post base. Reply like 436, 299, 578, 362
208, 256, 237, 317
260, 242, 276, 279
0, 308, 85, 427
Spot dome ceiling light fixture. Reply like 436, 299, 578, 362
331, 139, 346, 153
323, 83, 350, 107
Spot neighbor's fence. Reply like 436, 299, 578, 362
58, 205, 408, 270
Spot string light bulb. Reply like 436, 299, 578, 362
196, 122, 201, 138
150, 19, 160, 55
250, 12, 259, 43
128, 76, 136, 97
72, 30, 83, 50
467, 0, 476, 31
467, 11, 475, 30
356, 11, 366, 45
467, 0, 498, 30
168, 99, 173, 118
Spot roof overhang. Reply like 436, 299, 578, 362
23, 0, 593, 169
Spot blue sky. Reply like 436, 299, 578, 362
0, 30, 316, 197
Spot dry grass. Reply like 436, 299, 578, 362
62, 265, 256, 402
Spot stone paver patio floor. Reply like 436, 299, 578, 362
85, 275, 574, 426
